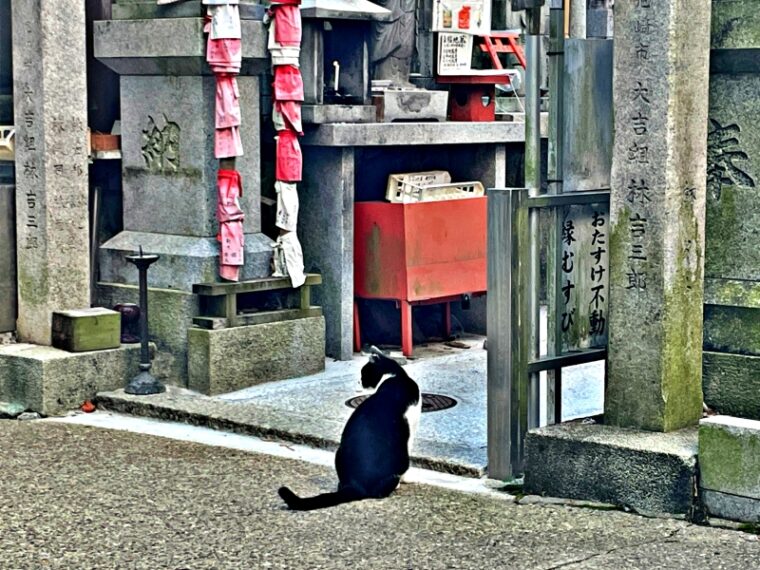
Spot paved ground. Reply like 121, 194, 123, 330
1, 420, 758, 570
99, 334, 604, 476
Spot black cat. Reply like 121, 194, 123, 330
278, 348, 421, 511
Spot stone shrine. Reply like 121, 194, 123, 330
93, 3, 274, 385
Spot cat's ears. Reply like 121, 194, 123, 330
367, 345, 386, 362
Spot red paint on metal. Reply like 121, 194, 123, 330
354, 198, 487, 355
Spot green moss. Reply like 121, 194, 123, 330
711, 0, 760, 50
699, 423, 760, 495
705, 183, 738, 277
738, 523, 760, 535
17, 262, 49, 308
703, 305, 760, 355
661, 201, 704, 431
706, 280, 760, 309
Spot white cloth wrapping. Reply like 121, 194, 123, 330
275, 181, 299, 232
281, 231, 306, 288
209, 4, 241, 39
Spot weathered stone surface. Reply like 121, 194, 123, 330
0, 343, 143, 415
120, 75, 261, 237
703, 351, 760, 421
11, 0, 90, 345
703, 305, 760, 356
93, 18, 268, 75
111, 0, 265, 21
524, 423, 698, 515
700, 416, 760, 522
705, 74, 760, 282
99, 231, 273, 292
51, 308, 121, 353
0, 184, 16, 333
377, 90, 448, 123
299, 147, 355, 360
711, 0, 760, 51
562, 38, 613, 192
300, 121, 541, 147
96, 282, 196, 387
702, 490, 760, 523
606, 0, 710, 431
188, 317, 325, 395
301, 105, 377, 124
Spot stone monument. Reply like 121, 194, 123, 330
606, 0, 711, 431
11, 0, 91, 345
93, 4, 272, 384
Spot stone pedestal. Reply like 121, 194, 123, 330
0, 343, 146, 415
11, 0, 90, 345
94, 18, 273, 291
700, 416, 760, 523
606, 0, 711, 431
187, 317, 325, 395
525, 423, 698, 515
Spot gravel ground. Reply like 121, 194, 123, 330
1, 421, 758, 570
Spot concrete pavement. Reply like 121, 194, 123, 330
1, 418, 758, 569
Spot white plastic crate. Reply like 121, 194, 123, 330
385, 170, 484, 203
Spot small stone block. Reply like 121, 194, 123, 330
52, 308, 121, 353
700, 416, 760, 502
375, 90, 449, 123
525, 422, 698, 515
187, 316, 325, 395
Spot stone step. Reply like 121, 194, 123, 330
700, 415, 760, 523
524, 422, 698, 516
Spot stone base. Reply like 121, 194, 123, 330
112, 0, 265, 20
0, 343, 144, 415
96, 282, 197, 386
374, 89, 449, 123
703, 351, 760, 420
702, 490, 760, 523
99, 230, 274, 292
301, 105, 377, 124
525, 422, 698, 515
187, 316, 325, 395
700, 416, 760, 523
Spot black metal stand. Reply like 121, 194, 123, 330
124, 250, 165, 395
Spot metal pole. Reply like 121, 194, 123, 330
138, 263, 150, 367
546, 0, 565, 424
525, 7, 542, 431
124, 251, 164, 395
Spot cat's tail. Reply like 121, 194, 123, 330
278, 485, 362, 511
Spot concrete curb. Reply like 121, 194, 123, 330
96, 386, 484, 478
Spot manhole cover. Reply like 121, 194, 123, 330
345, 393, 457, 413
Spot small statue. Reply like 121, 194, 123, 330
369, 0, 417, 87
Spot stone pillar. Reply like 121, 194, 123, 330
12, 0, 90, 345
606, 0, 711, 431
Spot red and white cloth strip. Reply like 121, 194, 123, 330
205, 3, 245, 280
269, 2, 305, 287
216, 169, 245, 282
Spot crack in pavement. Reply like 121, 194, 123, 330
543, 528, 685, 570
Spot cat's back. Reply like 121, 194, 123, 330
336, 375, 419, 486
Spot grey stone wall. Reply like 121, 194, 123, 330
703, 0, 760, 420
